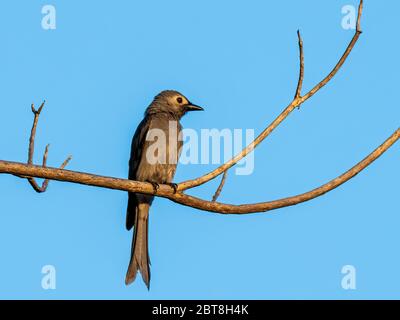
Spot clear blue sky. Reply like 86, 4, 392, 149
0, 0, 399, 299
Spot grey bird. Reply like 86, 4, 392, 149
125, 90, 204, 288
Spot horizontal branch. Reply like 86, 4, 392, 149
1, 126, 398, 214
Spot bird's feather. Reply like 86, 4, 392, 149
126, 116, 152, 230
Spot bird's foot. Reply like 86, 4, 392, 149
146, 180, 160, 193
166, 183, 178, 194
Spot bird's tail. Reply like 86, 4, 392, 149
125, 203, 150, 288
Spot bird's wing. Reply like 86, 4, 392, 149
126, 116, 152, 230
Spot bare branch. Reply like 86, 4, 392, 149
25, 101, 72, 193
177, 0, 364, 191
1, 0, 396, 216
212, 170, 228, 202
0, 127, 398, 214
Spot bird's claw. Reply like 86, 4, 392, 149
146, 180, 160, 193
166, 183, 178, 194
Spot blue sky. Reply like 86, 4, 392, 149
0, 0, 399, 299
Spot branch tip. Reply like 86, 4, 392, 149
60, 155, 72, 169
37, 100, 46, 114
357, 0, 363, 33
295, 29, 305, 100
42, 144, 50, 167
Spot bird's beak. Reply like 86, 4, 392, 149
186, 103, 204, 111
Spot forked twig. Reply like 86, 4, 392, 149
25, 101, 72, 193
178, 0, 364, 191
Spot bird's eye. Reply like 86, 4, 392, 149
177, 97, 183, 104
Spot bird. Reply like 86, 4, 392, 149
125, 90, 204, 288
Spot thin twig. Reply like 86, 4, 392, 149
294, 30, 304, 100
212, 170, 228, 202
300, 0, 363, 102
28, 101, 45, 165
178, 0, 364, 191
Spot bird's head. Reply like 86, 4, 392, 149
146, 90, 204, 118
